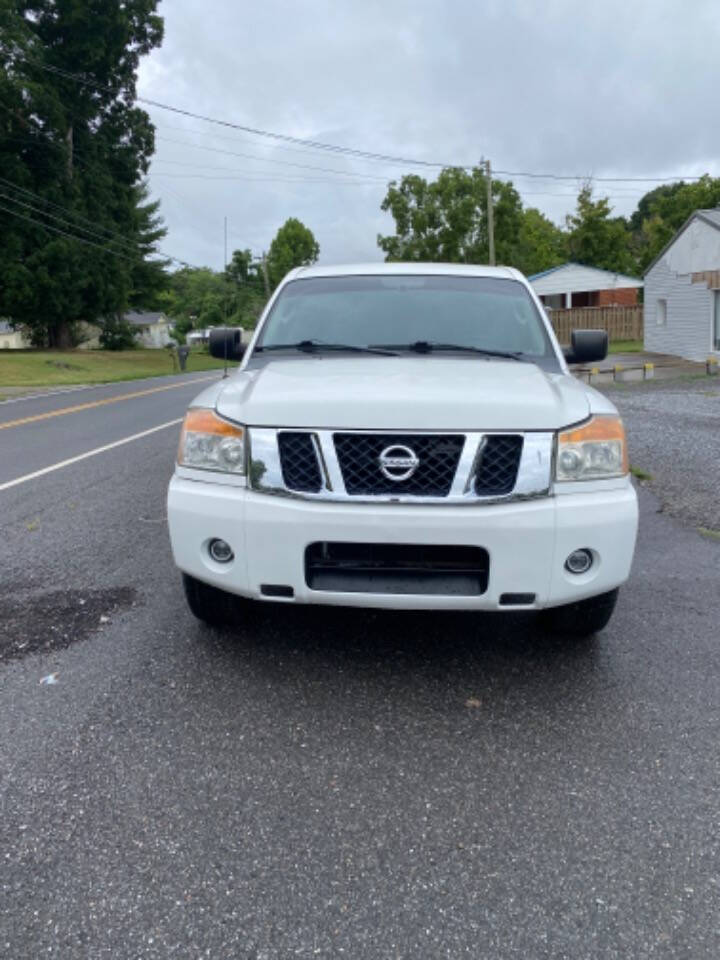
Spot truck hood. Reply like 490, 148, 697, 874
213, 356, 591, 431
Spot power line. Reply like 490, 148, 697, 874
0, 178, 145, 251
151, 172, 383, 185
17, 58, 459, 169
0, 176, 196, 268
0, 189, 147, 253
154, 136, 390, 181
0, 199, 150, 263
154, 118, 378, 164
16, 56, 712, 186
493, 168, 705, 184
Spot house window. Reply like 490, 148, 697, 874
714, 291, 720, 351
656, 299, 667, 326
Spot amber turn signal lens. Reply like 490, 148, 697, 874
178, 409, 245, 474
556, 415, 628, 481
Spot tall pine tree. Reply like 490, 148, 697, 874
0, 0, 166, 346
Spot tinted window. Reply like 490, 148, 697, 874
257, 274, 557, 364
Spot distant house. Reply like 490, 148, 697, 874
643, 209, 720, 361
0, 320, 31, 350
124, 311, 174, 348
529, 262, 643, 309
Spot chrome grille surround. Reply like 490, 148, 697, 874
249, 428, 553, 504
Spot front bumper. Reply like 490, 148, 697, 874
167, 476, 638, 611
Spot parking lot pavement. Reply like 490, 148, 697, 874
1, 382, 720, 958
605, 377, 720, 531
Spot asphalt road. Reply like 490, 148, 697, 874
1, 374, 719, 959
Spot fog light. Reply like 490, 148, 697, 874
565, 548, 593, 574
208, 538, 234, 563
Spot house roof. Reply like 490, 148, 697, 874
123, 310, 167, 326
527, 263, 568, 281
698, 208, 720, 229
644, 209, 720, 276
528, 262, 642, 286
0, 320, 14, 334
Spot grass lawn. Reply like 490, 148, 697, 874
0, 349, 235, 387
608, 339, 643, 354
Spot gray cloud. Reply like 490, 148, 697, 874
138, 0, 720, 270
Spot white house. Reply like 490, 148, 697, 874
643, 209, 720, 361
0, 320, 31, 349
529, 262, 643, 309
124, 311, 175, 348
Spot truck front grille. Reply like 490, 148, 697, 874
475, 435, 524, 495
250, 427, 549, 503
334, 433, 465, 496
277, 432, 322, 492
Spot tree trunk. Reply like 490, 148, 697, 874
49, 320, 74, 349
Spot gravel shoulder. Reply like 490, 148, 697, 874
603, 377, 720, 532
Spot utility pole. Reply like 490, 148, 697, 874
485, 159, 495, 266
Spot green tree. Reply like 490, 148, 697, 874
513, 207, 567, 276
377, 165, 524, 266
99, 314, 136, 351
161, 257, 268, 334
0, 0, 166, 347
565, 185, 635, 274
226, 248, 256, 285
160, 267, 225, 327
629, 175, 720, 272
225, 248, 267, 327
127, 183, 169, 309
266, 218, 319, 289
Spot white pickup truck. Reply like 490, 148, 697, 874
168, 263, 638, 637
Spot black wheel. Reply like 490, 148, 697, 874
182, 573, 240, 627
540, 588, 619, 638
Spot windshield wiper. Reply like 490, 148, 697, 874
372, 341, 527, 360
255, 339, 397, 356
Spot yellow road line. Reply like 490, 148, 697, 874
0, 375, 217, 431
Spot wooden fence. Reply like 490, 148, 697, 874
548, 305, 643, 344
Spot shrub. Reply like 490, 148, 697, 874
99, 314, 137, 351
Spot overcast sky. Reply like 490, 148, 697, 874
137, 0, 720, 272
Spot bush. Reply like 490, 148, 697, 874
99, 315, 137, 351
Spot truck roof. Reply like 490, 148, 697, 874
292, 262, 524, 281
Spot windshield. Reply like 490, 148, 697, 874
255, 274, 558, 366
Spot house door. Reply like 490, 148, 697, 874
714, 291, 720, 351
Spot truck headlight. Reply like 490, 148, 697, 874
556, 415, 628, 481
178, 409, 246, 474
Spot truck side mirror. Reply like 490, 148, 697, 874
209, 327, 246, 361
563, 329, 608, 365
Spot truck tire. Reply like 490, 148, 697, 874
541, 588, 619, 638
182, 573, 239, 627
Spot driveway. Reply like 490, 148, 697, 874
607, 377, 720, 531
